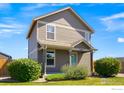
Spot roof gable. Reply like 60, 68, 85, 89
27, 7, 94, 38
71, 39, 96, 51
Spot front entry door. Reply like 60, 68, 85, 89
71, 52, 78, 65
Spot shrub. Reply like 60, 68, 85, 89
94, 57, 121, 77
61, 65, 88, 80
46, 74, 65, 81
7, 58, 41, 82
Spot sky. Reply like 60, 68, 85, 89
0, 3, 124, 59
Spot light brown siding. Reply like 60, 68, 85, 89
78, 52, 91, 75
37, 10, 91, 44
38, 23, 86, 44
28, 24, 38, 61
40, 10, 89, 31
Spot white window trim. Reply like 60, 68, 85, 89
46, 24, 56, 41
70, 52, 78, 65
46, 49, 56, 68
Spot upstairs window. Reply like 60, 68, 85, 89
46, 24, 55, 40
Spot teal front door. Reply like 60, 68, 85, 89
71, 53, 77, 65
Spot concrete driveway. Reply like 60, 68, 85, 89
116, 73, 124, 77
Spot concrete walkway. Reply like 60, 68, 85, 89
0, 77, 46, 83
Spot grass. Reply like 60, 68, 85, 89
0, 77, 124, 85
46, 74, 65, 81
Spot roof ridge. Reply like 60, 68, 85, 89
34, 6, 72, 21
0, 52, 12, 58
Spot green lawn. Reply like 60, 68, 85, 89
0, 77, 124, 85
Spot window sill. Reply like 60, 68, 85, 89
46, 65, 55, 68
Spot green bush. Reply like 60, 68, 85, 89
7, 58, 41, 82
46, 74, 65, 81
94, 57, 121, 77
61, 65, 88, 80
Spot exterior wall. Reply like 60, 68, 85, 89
78, 52, 91, 75
37, 23, 90, 44
37, 10, 91, 44
28, 24, 38, 61
40, 10, 89, 31
120, 62, 124, 73
117, 58, 124, 73
37, 48, 91, 74
46, 49, 69, 73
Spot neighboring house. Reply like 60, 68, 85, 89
26, 7, 96, 75
117, 57, 124, 73
0, 52, 12, 76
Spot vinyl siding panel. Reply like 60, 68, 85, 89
37, 23, 46, 40
37, 10, 91, 43
56, 26, 83, 43
38, 23, 86, 44
28, 25, 38, 61
78, 52, 91, 75
40, 10, 89, 31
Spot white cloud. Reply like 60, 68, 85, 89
101, 12, 124, 32
117, 37, 124, 43
22, 4, 48, 11
21, 3, 80, 11
0, 23, 24, 29
0, 17, 26, 37
0, 29, 22, 34
101, 12, 124, 21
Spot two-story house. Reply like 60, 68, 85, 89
26, 7, 96, 75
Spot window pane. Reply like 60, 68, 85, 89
47, 51, 55, 66
47, 25, 54, 33
47, 51, 55, 59
47, 59, 54, 65
47, 32, 54, 39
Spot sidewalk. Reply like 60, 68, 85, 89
0, 77, 46, 83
